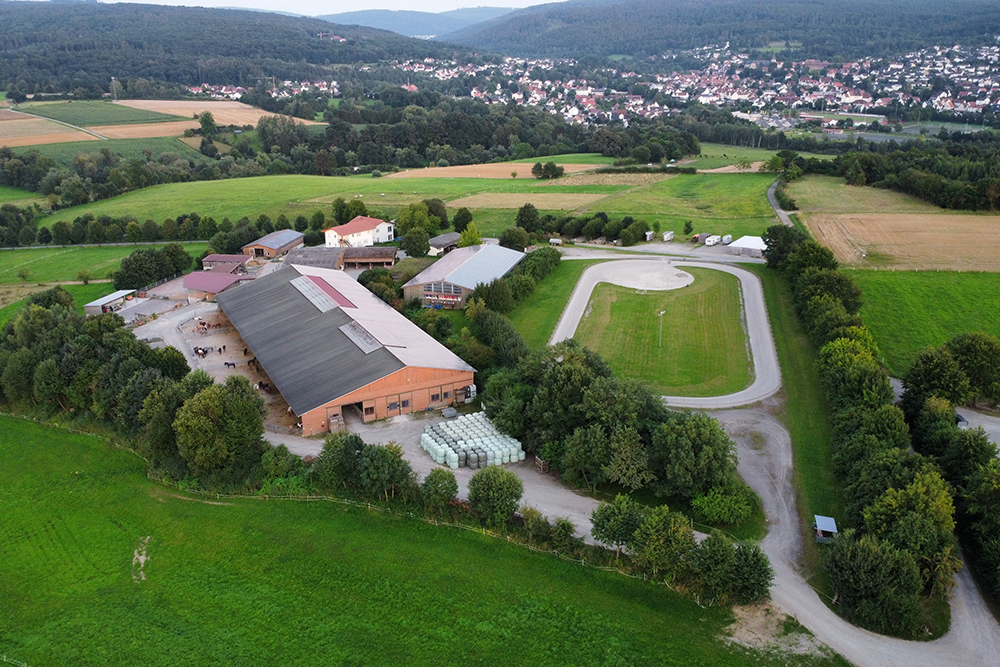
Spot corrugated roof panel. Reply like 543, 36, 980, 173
308, 275, 356, 308
339, 321, 382, 354
290, 275, 339, 313
244, 229, 303, 250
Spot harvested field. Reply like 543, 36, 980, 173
807, 212, 1000, 271
700, 161, 764, 174
0, 109, 24, 121
534, 172, 674, 186
89, 120, 199, 139
387, 162, 600, 179
0, 115, 96, 147
115, 100, 323, 126
449, 192, 608, 209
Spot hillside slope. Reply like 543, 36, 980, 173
444, 0, 1000, 59
318, 7, 512, 38
0, 2, 462, 92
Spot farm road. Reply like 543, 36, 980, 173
717, 406, 1000, 667
767, 180, 795, 227
549, 258, 782, 409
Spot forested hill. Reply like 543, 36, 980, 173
317, 7, 512, 38
444, 0, 1000, 59
0, 2, 462, 94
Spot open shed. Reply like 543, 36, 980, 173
83, 290, 135, 316
814, 515, 838, 543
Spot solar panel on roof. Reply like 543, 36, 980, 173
290, 275, 339, 313
340, 321, 383, 354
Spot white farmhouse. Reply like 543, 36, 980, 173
324, 216, 395, 248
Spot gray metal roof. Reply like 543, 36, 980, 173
217, 265, 473, 416
243, 229, 304, 251
217, 267, 404, 415
403, 244, 524, 290
84, 289, 135, 307
814, 515, 838, 533
283, 246, 345, 270
429, 232, 460, 248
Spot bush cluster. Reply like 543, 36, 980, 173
112, 243, 193, 289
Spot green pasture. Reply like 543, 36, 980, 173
683, 143, 836, 170
575, 268, 751, 396
508, 258, 608, 349
787, 175, 945, 214
599, 173, 776, 220
0, 184, 43, 205
749, 265, 842, 598
0, 243, 208, 284
22, 137, 204, 167
0, 417, 846, 667
0, 283, 114, 325
509, 153, 617, 164
848, 269, 1000, 375
18, 100, 185, 126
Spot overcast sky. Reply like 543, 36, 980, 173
94, 0, 544, 16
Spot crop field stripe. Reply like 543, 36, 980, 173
17, 101, 187, 126
574, 268, 751, 396
0, 416, 846, 666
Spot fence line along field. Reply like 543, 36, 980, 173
574, 268, 752, 396
789, 175, 1000, 271
0, 417, 846, 667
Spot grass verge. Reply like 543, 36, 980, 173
0, 416, 847, 667
507, 258, 607, 349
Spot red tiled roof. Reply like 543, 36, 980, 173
324, 216, 387, 236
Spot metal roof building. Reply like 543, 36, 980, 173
402, 244, 525, 309
216, 264, 475, 435
83, 290, 135, 315
242, 229, 304, 258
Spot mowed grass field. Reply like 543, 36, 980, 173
508, 258, 609, 349
0, 243, 208, 284
683, 143, 837, 170
0, 283, 114, 324
0, 184, 42, 205
575, 268, 751, 396
19, 100, 186, 126
0, 417, 846, 667
849, 269, 1000, 375
23, 136, 204, 167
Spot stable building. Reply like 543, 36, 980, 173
183, 271, 253, 301
216, 264, 475, 436
201, 254, 249, 270
325, 216, 395, 248
242, 229, 304, 259
83, 290, 135, 316
402, 244, 525, 309
428, 232, 460, 257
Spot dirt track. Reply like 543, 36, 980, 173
386, 162, 600, 179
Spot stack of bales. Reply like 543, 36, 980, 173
420, 411, 526, 470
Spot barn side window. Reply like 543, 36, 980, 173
364, 406, 374, 416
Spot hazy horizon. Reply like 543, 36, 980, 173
14, 0, 554, 17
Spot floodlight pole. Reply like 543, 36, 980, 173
658, 311, 665, 348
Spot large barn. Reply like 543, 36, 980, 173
402, 244, 525, 309
216, 264, 475, 435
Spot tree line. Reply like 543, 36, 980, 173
760, 224, 1000, 638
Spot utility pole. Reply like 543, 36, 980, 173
658, 311, 665, 348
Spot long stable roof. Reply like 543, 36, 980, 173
429, 231, 460, 249
202, 254, 249, 264
283, 246, 346, 270
216, 264, 473, 416
183, 271, 252, 294
242, 229, 303, 251
403, 244, 525, 290
84, 289, 135, 308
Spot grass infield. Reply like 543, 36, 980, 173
508, 258, 609, 349
0, 416, 847, 667
574, 267, 751, 397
